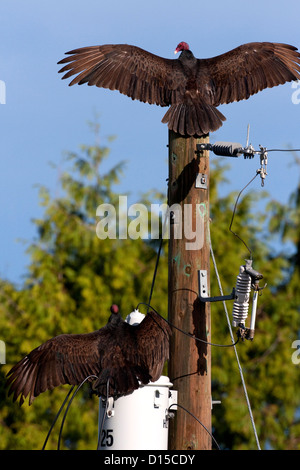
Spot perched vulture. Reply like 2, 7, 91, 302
58, 41, 300, 136
6, 305, 171, 406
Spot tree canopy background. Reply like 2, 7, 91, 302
0, 126, 299, 450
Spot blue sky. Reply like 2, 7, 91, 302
1, 0, 300, 285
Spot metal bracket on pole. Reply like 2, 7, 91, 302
195, 173, 208, 189
211, 398, 221, 409
198, 270, 235, 303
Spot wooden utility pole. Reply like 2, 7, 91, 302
168, 130, 211, 450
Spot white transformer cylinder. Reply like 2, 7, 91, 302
98, 375, 177, 450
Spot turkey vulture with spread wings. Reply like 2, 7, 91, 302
58, 41, 300, 136
6, 305, 171, 406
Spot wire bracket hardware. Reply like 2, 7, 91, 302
198, 270, 236, 303
196, 125, 270, 187
198, 262, 266, 341
196, 142, 268, 187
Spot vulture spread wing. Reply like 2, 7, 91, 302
58, 44, 183, 106
6, 330, 104, 406
58, 41, 300, 136
200, 42, 300, 106
6, 308, 171, 406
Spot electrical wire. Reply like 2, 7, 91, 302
148, 236, 164, 311
147, 210, 169, 310
56, 375, 98, 450
267, 148, 300, 152
137, 301, 239, 386
41, 385, 75, 450
168, 403, 220, 450
42, 375, 98, 450
137, 301, 239, 348
228, 172, 259, 259
43, 375, 112, 451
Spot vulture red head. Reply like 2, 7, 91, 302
174, 42, 190, 54
6, 306, 171, 406
58, 41, 300, 137
110, 304, 119, 314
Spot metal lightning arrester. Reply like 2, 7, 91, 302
232, 260, 264, 340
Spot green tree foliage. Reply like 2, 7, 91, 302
0, 131, 299, 450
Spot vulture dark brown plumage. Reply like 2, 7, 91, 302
58, 41, 300, 136
6, 305, 171, 406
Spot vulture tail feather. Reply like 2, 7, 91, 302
162, 101, 226, 136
